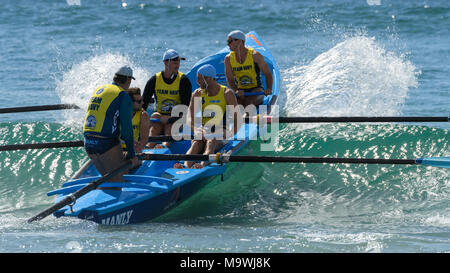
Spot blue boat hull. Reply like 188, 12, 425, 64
49, 31, 280, 225
73, 176, 217, 225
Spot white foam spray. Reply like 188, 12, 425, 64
55, 52, 150, 129
283, 35, 419, 130
66, 0, 81, 6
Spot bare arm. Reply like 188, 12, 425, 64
224, 88, 240, 136
137, 110, 150, 152
189, 89, 202, 134
253, 52, 273, 95
224, 55, 238, 92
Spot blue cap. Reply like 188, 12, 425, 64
227, 30, 246, 41
162, 49, 186, 61
197, 64, 216, 78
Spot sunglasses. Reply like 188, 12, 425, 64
134, 99, 143, 103
168, 57, 180, 62
227, 38, 238, 45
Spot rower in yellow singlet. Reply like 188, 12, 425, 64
83, 66, 139, 182
121, 87, 150, 154
142, 49, 192, 149
224, 30, 273, 107
174, 64, 240, 169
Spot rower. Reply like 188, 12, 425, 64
121, 87, 150, 155
224, 30, 273, 107
83, 66, 139, 182
174, 64, 240, 169
142, 49, 192, 149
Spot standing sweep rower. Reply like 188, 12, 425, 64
83, 66, 138, 182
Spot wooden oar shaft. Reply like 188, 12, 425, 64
247, 116, 450, 123
139, 153, 418, 165
27, 160, 132, 223
0, 104, 80, 114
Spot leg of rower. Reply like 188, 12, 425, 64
195, 139, 225, 168
148, 112, 164, 148
185, 140, 205, 168
244, 87, 264, 107
162, 122, 173, 148
90, 144, 126, 182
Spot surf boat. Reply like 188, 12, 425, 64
47, 31, 280, 225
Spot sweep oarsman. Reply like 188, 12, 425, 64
83, 66, 138, 182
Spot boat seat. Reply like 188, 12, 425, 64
49, 175, 174, 196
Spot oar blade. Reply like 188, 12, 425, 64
416, 157, 450, 169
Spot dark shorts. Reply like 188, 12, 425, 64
84, 135, 120, 155
242, 86, 263, 93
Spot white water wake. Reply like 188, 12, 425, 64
283, 36, 419, 120
55, 52, 150, 129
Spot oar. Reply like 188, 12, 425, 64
0, 104, 80, 114
246, 115, 450, 123
27, 160, 133, 223
0, 140, 85, 151
150, 115, 449, 125
0, 136, 190, 151
138, 153, 450, 169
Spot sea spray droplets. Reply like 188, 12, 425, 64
284, 36, 419, 120
66, 0, 81, 6
55, 53, 150, 129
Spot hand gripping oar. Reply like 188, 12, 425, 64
0, 104, 80, 114
138, 153, 450, 169
27, 160, 133, 223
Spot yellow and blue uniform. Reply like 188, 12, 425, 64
83, 82, 135, 158
121, 109, 142, 149
201, 85, 227, 126
142, 71, 192, 113
229, 47, 262, 91
155, 71, 183, 114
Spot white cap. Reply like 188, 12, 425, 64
115, 66, 135, 80
227, 30, 246, 41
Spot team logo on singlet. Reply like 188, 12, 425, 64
161, 99, 177, 112
85, 115, 97, 128
96, 87, 105, 95
239, 75, 253, 86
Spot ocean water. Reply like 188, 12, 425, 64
0, 0, 449, 253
